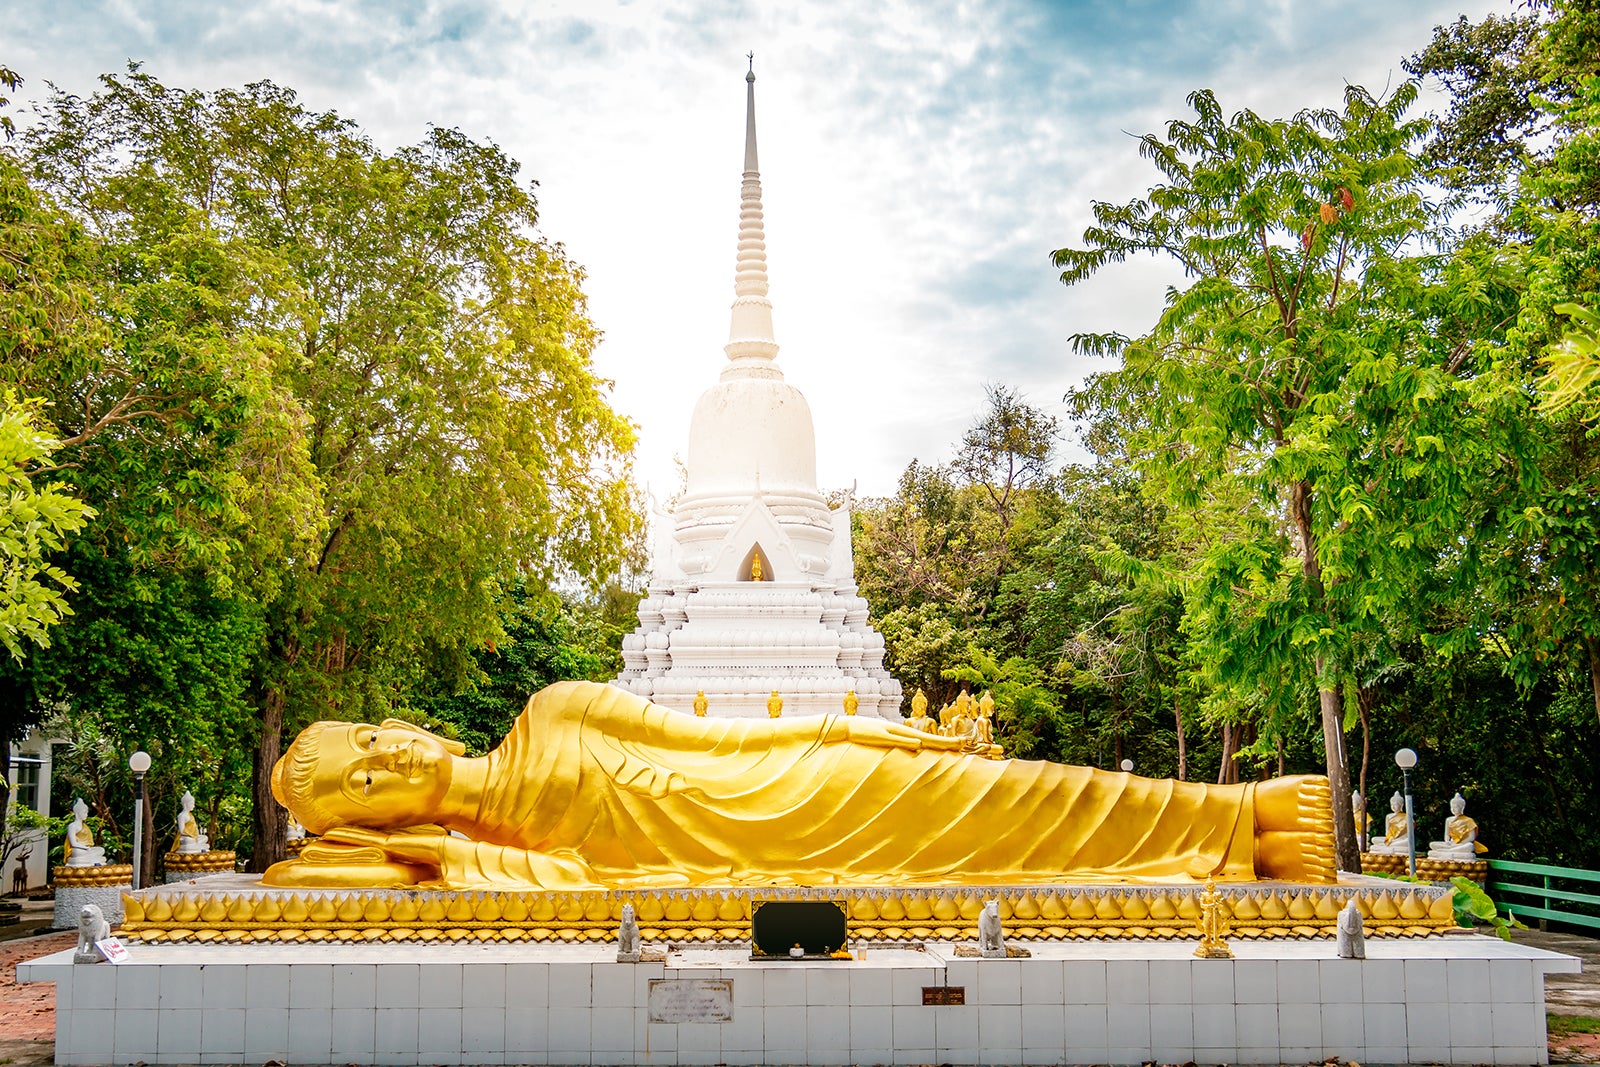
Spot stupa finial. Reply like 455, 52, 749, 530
724, 58, 779, 372
743, 54, 759, 175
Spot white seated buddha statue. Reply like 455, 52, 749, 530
1428, 792, 1485, 861
1366, 792, 1412, 856
173, 790, 210, 854
63, 798, 107, 867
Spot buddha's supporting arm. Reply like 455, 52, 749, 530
322, 828, 604, 890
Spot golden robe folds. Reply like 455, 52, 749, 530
267, 681, 1336, 890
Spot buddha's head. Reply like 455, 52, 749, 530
271, 719, 465, 834
1391, 791, 1405, 813
1450, 792, 1466, 816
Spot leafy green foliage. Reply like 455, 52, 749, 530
1541, 302, 1600, 417
412, 577, 640, 755
0, 392, 93, 658
1450, 875, 1525, 940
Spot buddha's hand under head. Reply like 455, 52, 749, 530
323, 826, 454, 874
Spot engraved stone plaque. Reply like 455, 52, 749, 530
648, 978, 734, 1023
922, 985, 966, 1005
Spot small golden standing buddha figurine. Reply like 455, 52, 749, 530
767, 690, 783, 718
750, 554, 763, 581
843, 690, 858, 716
1194, 878, 1234, 958
693, 690, 708, 717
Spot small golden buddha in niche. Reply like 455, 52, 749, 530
267, 681, 1338, 891
767, 690, 783, 717
843, 690, 858, 716
749, 554, 763, 581
693, 690, 708, 717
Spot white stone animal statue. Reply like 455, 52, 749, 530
616, 902, 642, 962
978, 898, 1005, 958
75, 904, 110, 963
1336, 900, 1366, 959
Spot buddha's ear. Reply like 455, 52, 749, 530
378, 718, 467, 756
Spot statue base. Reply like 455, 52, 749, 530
52, 877, 129, 931
18, 932, 1580, 1066
116, 873, 1459, 945
1360, 852, 1488, 883
162, 850, 236, 882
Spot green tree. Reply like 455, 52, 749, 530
0, 392, 93, 659
413, 578, 637, 755
1052, 84, 1528, 872
15, 68, 640, 870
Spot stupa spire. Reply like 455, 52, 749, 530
724, 56, 780, 376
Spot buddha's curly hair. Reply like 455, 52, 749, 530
271, 722, 347, 835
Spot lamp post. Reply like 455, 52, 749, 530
1394, 748, 1418, 879
129, 751, 151, 891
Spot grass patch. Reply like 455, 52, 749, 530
1549, 1013, 1600, 1034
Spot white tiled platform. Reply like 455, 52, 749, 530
18, 935, 1578, 1065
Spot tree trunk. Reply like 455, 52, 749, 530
1289, 477, 1359, 872
1217, 724, 1235, 785
1357, 686, 1373, 853
1174, 693, 1187, 781
1316, 665, 1359, 872
1588, 637, 1600, 732
250, 684, 288, 873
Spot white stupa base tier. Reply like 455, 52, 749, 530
616, 580, 903, 721
621, 676, 903, 720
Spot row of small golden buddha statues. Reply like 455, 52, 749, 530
686, 686, 1003, 758
906, 688, 1004, 759
691, 688, 863, 717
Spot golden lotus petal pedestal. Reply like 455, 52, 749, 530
162, 850, 237, 880
1360, 851, 1488, 883
53, 864, 134, 889
117, 874, 1458, 945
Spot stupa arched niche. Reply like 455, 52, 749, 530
737, 544, 773, 581
611, 65, 902, 719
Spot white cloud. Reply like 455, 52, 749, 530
8, 0, 1513, 498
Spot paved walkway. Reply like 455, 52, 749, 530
1515, 928, 1600, 1017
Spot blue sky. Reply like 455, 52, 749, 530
7, 0, 1508, 497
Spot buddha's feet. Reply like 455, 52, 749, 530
1253, 774, 1337, 883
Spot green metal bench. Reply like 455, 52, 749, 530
1486, 859, 1600, 932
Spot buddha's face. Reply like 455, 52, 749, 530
1451, 795, 1465, 816
303, 723, 456, 829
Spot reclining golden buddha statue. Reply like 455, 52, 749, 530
265, 680, 1336, 890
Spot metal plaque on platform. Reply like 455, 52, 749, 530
648, 978, 734, 1023
750, 898, 848, 958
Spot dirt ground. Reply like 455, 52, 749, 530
0, 931, 74, 1066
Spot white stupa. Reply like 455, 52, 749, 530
613, 63, 904, 720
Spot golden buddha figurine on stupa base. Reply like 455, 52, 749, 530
263, 680, 1337, 892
